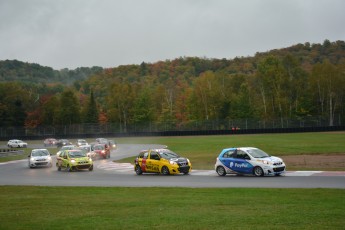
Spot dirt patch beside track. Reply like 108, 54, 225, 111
281, 154, 345, 170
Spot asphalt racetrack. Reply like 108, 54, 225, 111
0, 144, 344, 188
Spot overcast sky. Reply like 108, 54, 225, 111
1, 0, 344, 70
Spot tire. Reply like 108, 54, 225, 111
89, 165, 93, 171
135, 165, 143, 175
253, 166, 264, 177
161, 166, 170, 175
57, 163, 61, 171
67, 165, 72, 172
216, 166, 226, 176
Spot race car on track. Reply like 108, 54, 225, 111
215, 147, 286, 177
28, 149, 52, 168
7, 139, 28, 148
93, 144, 110, 159
56, 149, 93, 172
134, 148, 192, 175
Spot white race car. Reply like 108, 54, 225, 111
215, 147, 286, 176
28, 149, 52, 168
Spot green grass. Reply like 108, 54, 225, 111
115, 132, 345, 169
0, 186, 344, 229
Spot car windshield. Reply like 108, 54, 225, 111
158, 149, 180, 160
79, 146, 90, 151
247, 148, 270, 158
61, 146, 74, 150
32, 150, 49, 157
94, 145, 104, 150
68, 151, 86, 158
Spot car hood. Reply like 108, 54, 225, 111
169, 157, 188, 163
72, 157, 91, 162
31, 156, 50, 160
259, 156, 284, 163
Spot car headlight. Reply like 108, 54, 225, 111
260, 160, 271, 165
170, 160, 177, 165
187, 158, 190, 164
47, 156, 52, 161
71, 159, 76, 163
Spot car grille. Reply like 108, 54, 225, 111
273, 162, 283, 166
178, 162, 188, 166
178, 166, 190, 173
36, 158, 47, 162
273, 166, 285, 172
78, 161, 89, 164
76, 164, 91, 169
35, 162, 48, 166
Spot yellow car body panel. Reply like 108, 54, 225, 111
134, 149, 192, 175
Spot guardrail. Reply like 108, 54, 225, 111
0, 149, 25, 157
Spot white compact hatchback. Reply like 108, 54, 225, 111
28, 149, 52, 168
215, 147, 286, 177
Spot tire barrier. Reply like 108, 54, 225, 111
0, 149, 24, 157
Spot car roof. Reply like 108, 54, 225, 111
65, 149, 82, 152
221, 147, 257, 152
32, 148, 49, 151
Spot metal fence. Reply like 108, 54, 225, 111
0, 115, 343, 140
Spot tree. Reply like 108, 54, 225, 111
83, 90, 99, 123
56, 90, 81, 125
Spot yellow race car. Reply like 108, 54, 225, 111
56, 149, 93, 172
134, 148, 192, 175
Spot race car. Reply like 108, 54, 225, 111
56, 149, 93, 172
134, 148, 192, 175
28, 149, 52, 168
215, 147, 286, 177
93, 144, 110, 159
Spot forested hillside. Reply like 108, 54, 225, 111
0, 39, 344, 131
0, 59, 103, 84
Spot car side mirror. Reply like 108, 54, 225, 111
64, 156, 67, 159
28, 155, 30, 157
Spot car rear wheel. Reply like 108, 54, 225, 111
216, 166, 226, 176
135, 165, 143, 175
253, 166, 264, 177
161, 166, 170, 175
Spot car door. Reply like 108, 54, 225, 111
146, 151, 160, 173
231, 150, 253, 174
59, 151, 68, 168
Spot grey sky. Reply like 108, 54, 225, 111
1, 0, 344, 70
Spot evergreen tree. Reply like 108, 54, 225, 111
84, 90, 99, 123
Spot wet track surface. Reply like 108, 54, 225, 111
0, 144, 344, 188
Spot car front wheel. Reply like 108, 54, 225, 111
253, 166, 264, 177
216, 166, 226, 176
67, 165, 72, 172
161, 166, 170, 175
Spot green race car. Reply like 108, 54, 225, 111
56, 149, 93, 172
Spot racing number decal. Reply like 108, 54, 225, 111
141, 158, 147, 172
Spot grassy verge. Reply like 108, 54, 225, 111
0, 186, 344, 229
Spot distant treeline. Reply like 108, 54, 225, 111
0, 39, 344, 131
